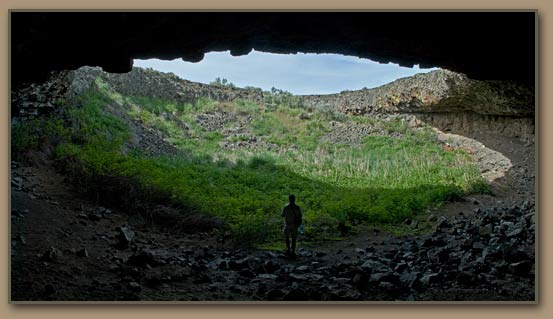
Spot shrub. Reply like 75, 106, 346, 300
233, 99, 259, 114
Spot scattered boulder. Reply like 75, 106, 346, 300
420, 273, 442, 287
400, 272, 421, 289
128, 281, 142, 292
478, 224, 494, 237
127, 249, 161, 268
434, 216, 451, 232
115, 226, 135, 249
40, 247, 63, 262
193, 273, 212, 284
509, 260, 533, 277
506, 228, 524, 238
456, 271, 477, 286
369, 272, 401, 286
11, 177, 24, 189
257, 274, 278, 280
228, 257, 252, 271
15, 234, 26, 245
76, 248, 89, 257
262, 260, 280, 273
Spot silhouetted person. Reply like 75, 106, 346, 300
281, 194, 302, 258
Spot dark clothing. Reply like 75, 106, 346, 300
281, 203, 302, 227
281, 203, 302, 256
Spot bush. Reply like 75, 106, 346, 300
12, 116, 70, 156
233, 99, 259, 114
193, 97, 219, 112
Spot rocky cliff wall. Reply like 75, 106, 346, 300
412, 112, 535, 143
300, 69, 535, 142
300, 69, 534, 117
11, 67, 535, 143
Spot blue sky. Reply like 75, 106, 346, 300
134, 50, 438, 95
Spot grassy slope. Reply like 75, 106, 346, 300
12, 78, 489, 244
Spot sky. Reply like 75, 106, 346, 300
134, 50, 438, 95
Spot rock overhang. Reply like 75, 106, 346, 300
10, 11, 536, 88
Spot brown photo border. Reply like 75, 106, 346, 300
1, 0, 551, 318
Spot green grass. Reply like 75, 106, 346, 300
233, 99, 260, 114
14, 77, 490, 245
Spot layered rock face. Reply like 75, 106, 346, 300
300, 69, 535, 142
301, 70, 534, 116
413, 112, 535, 143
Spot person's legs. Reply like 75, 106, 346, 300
291, 228, 298, 257
285, 235, 291, 254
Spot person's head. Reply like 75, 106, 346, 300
289, 194, 296, 204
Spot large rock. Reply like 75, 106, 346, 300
127, 249, 162, 267
508, 260, 533, 277
420, 273, 442, 287
400, 272, 421, 289
115, 226, 135, 249
228, 257, 253, 271
369, 272, 401, 286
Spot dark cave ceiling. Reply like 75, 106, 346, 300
10, 12, 536, 87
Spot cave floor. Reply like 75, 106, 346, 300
10, 133, 535, 302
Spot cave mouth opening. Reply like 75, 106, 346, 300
133, 50, 439, 96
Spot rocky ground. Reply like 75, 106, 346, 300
10, 128, 535, 302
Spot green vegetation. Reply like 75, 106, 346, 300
13, 77, 489, 245
210, 77, 236, 88
263, 87, 305, 110
12, 116, 69, 155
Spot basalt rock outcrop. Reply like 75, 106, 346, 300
300, 69, 535, 142
301, 69, 534, 117
11, 67, 535, 143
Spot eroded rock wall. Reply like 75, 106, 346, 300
11, 67, 535, 143
300, 69, 535, 142
413, 112, 535, 143
300, 70, 534, 116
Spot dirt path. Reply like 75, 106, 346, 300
10, 132, 535, 301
